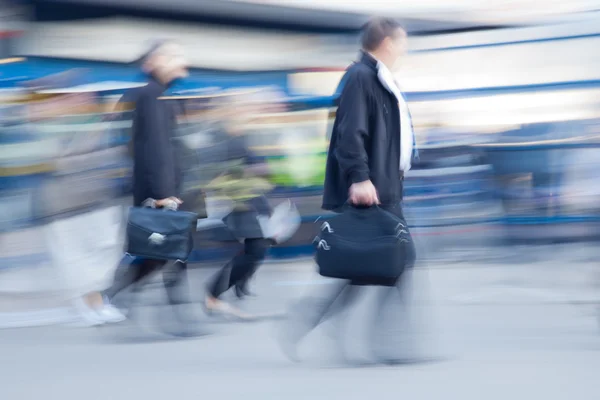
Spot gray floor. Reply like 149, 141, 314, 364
1, 261, 599, 400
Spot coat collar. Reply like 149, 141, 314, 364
360, 51, 401, 101
377, 62, 401, 101
359, 51, 378, 72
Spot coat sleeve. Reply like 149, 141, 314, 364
134, 95, 177, 200
333, 72, 371, 184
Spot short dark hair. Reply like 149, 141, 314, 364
361, 17, 404, 52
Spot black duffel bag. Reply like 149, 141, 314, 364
126, 206, 198, 262
315, 205, 412, 283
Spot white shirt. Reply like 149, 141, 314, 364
374, 60, 415, 172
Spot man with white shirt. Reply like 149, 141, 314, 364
279, 18, 418, 363
323, 17, 414, 210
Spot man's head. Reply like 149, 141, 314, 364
139, 40, 189, 85
361, 17, 407, 71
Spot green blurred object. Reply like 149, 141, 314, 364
266, 152, 327, 187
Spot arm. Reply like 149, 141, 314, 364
333, 72, 371, 184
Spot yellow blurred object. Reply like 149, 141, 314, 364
206, 173, 273, 210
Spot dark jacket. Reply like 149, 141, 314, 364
322, 52, 403, 210
131, 77, 182, 206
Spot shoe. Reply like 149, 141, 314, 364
96, 303, 127, 324
204, 295, 252, 320
73, 298, 105, 327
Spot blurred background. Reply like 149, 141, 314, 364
2, 0, 600, 324
2, 2, 600, 399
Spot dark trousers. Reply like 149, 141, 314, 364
208, 238, 271, 299
103, 258, 190, 307
286, 203, 416, 349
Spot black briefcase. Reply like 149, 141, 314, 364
126, 207, 198, 261
315, 206, 412, 282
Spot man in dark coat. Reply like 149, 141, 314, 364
83, 40, 207, 336
279, 17, 418, 362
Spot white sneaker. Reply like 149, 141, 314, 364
96, 303, 126, 324
73, 298, 105, 327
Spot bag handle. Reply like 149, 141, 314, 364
342, 200, 381, 211
141, 198, 180, 211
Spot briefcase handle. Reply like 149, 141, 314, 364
342, 199, 381, 211
141, 198, 180, 211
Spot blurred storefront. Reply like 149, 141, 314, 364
4, 0, 600, 254
6, 0, 510, 89
8, 0, 363, 87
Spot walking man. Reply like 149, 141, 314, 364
80, 40, 207, 337
279, 17, 418, 363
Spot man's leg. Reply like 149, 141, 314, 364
103, 259, 158, 301
159, 260, 210, 337
87, 258, 164, 327
310, 282, 361, 327
279, 280, 361, 361
369, 266, 435, 364
369, 203, 418, 363
162, 260, 189, 306
103, 258, 162, 310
